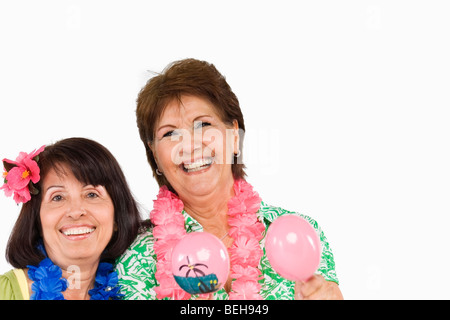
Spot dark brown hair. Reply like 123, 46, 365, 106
136, 58, 246, 190
6, 137, 144, 268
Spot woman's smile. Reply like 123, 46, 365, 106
180, 156, 214, 173
59, 224, 96, 240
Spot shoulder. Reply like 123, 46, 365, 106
115, 229, 158, 300
0, 269, 24, 300
116, 228, 156, 270
258, 201, 320, 230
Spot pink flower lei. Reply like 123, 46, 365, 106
150, 179, 265, 300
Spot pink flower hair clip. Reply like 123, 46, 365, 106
1, 145, 45, 204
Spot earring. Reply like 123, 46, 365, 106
234, 150, 241, 157
156, 168, 163, 176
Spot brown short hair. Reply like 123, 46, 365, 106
136, 58, 246, 190
6, 137, 144, 268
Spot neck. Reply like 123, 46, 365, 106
60, 260, 100, 300
181, 178, 235, 239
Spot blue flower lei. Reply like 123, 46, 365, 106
27, 244, 123, 300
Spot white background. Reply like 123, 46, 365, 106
1, 1, 449, 299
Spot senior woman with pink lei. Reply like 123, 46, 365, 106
116, 58, 343, 300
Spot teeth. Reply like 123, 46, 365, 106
62, 227, 95, 236
183, 158, 213, 171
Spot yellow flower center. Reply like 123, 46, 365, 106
22, 170, 30, 179
2, 171, 7, 179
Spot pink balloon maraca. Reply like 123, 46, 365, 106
265, 214, 321, 282
171, 232, 230, 294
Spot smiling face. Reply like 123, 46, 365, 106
151, 95, 239, 200
39, 164, 115, 268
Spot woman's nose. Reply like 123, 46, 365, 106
66, 200, 86, 219
179, 128, 203, 157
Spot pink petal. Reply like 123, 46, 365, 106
151, 203, 185, 226
229, 280, 262, 300
230, 265, 262, 281
227, 197, 247, 216
154, 238, 182, 260
228, 213, 257, 228
5, 166, 30, 190
28, 145, 45, 159
229, 237, 263, 267
14, 151, 29, 164
155, 275, 190, 300
23, 157, 40, 184
228, 222, 265, 239
153, 223, 186, 239
13, 187, 31, 204
0, 182, 14, 197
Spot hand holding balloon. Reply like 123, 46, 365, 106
265, 214, 321, 282
171, 232, 230, 295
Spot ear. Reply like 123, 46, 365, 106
147, 141, 156, 159
232, 120, 240, 155
148, 141, 160, 167
147, 141, 154, 153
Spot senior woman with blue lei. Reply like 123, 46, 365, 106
0, 138, 145, 299
116, 58, 343, 300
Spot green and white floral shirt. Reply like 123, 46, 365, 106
115, 201, 339, 300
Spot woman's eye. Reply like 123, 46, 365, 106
52, 195, 63, 202
87, 192, 99, 199
163, 129, 181, 138
195, 121, 211, 129
163, 130, 174, 138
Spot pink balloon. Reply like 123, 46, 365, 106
265, 214, 321, 282
171, 232, 230, 294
